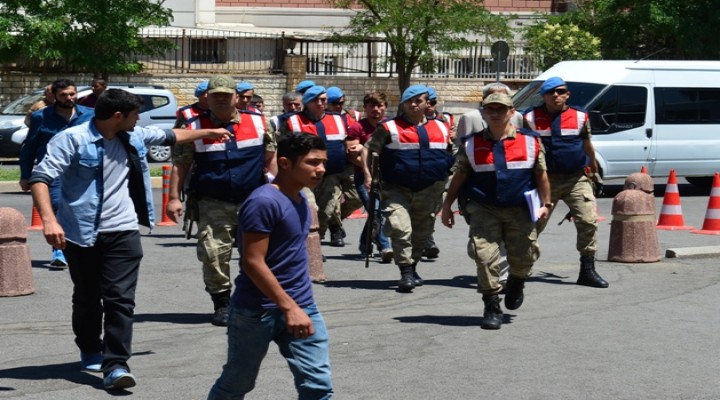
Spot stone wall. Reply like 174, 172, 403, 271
0, 68, 529, 118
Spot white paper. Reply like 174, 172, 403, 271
524, 189, 541, 222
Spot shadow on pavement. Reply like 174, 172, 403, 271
0, 361, 101, 388
528, 271, 576, 286
320, 275, 477, 291
134, 312, 210, 325
393, 313, 515, 326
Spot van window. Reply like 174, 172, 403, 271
587, 85, 647, 134
655, 88, 720, 124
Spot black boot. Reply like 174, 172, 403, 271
329, 225, 345, 247
481, 294, 503, 330
422, 236, 440, 259
577, 255, 609, 288
210, 291, 231, 326
504, 275, 525, 310
411, 262, 424, 286
397, 264, 416, 293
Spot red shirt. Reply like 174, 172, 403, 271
347, 118, 380, 145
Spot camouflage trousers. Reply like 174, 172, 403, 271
196, 197, 241, 294
339, 165, 363, 220
466, 201, 539, 295
382, 181, 445, 266
536, 171, 598, 256
314, 172, 343, 237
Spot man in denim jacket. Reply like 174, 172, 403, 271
29, 89, 229, 391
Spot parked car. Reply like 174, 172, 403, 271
0, 84, 177, 162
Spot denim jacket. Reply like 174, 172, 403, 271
29, 120, 176, 247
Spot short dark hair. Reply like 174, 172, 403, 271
277, 132, 326, 164
251, 94, 263, 103
51, 79, 76, 95
364, 92, 388, 107
91, 78, 108, 88
94, 89, 145, 120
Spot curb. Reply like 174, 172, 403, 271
665, 246, 720, 258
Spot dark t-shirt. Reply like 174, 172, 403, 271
232, 184, 314, 310
347, 118, 378, 145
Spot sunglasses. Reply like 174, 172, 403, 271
546, 88, 569, 95
331, 101, 344, 106
429, 100, 438, 106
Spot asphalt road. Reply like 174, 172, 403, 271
1, 186, 719, 399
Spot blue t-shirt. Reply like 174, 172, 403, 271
232, 184, 314, 310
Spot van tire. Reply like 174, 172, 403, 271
686, 176, 713, 190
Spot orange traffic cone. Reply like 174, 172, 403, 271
346, 207, 367, 219
656, 169, 693, 230
640, 166, 648, 174
691, 172, 720, 235
28, 205, 43, 230
157, 165, 176, 226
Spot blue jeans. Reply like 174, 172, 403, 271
354, 171, 391, 251
208, 304, 333, 400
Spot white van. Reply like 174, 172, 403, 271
512, 60, 720, 188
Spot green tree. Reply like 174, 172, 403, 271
523, 22, 601, 70
0, 0, 174, 77
552, 0, 720, 60
327, 0, 512, 93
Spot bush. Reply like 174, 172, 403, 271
524, 23, 602, 70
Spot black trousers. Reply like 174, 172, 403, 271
65, 230, 143, 373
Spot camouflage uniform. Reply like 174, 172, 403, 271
174, 112, 275, 295
366, 118, 450, 267
454, 129, 547, 294
536, 171, 597, 256
382, 181, 445, 265
528, 111, 597, 256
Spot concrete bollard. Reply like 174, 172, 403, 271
0, 207, 35, 296
624, 172, 655, 194
307, 205, 326, 283
608, 189, 661, 263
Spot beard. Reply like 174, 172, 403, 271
55, 99, 75, 109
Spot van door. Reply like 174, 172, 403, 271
586, 84, 655, 178
653, 87, 720, 178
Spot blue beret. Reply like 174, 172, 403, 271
295, 80, 316, 94
302, 85, 326, 104
400, 84, 429, 104
326, 86, 344, 103
427, 87, 438, 101
194, 80, 209, 97
236, 81, 255, 94
540, 76, 567, 95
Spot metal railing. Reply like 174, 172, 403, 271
1, 28, 540, 79
296, 40, 542, 80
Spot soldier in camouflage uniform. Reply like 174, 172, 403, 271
166, 75, 276, 326
278, 86, 351, 247
364, 85, 453, 293
441, 93, 551, 330
523, 77, 608, 289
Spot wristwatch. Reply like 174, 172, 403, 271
543, 202, 554, 208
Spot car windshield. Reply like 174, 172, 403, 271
2, 92, 45, 115
512, 81, 608, 113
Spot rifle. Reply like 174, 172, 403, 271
365, 152, 381, 268
183, 192, 199, 240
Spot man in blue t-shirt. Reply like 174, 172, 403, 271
208, 133, 334, 400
